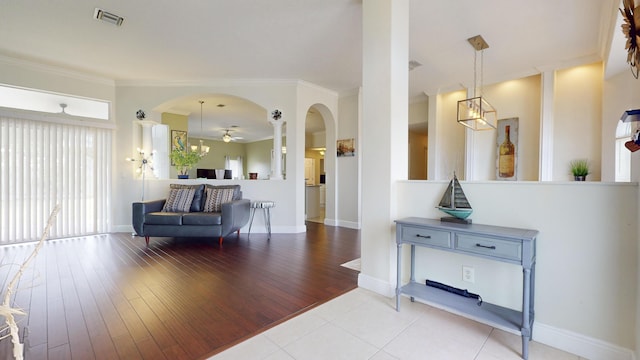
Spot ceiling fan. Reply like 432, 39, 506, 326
620, 0, 640, 78
222, 129, 243, 143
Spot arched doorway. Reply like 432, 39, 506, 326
304, 106, 326, 222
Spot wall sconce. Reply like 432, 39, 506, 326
457, 35, 497, 130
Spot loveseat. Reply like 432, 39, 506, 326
132, 184, 250, 246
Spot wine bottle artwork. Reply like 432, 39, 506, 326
496, 118, 518, 180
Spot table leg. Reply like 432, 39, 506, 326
396, 242, 402, 311
263, 207, 271, 239
522, 267, 532, 360
248, 207, 256, 239
410, 245, 416, 282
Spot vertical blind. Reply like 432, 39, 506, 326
0, 115, 112, 243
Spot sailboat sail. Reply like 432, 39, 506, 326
437, 174, 472, 219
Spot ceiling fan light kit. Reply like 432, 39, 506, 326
457, 35, 497, 130
221, 129, 242, 142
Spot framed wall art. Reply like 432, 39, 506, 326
496, 118, 518, 181
171, 130, 187, 166
337, 138, 355, 157
171, 130, 187, 152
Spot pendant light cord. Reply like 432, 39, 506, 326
199, 100, 204, 135
473, 49, 477, 98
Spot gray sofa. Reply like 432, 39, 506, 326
132, 184, 250, 246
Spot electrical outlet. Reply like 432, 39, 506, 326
462, 266, 475, 283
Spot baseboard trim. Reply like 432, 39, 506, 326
357, 273, 395, 297
335, 220, 360, 229
324, 218, 338, 227
533, 322, 634, 360
112, 225, 133, 233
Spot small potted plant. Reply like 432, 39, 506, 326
169, 148, 202, 179
570, 159, 590, 181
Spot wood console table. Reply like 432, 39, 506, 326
395, 217, 538, 359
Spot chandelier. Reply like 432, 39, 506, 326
457, 35, 497, 130
191, 100, 210, 156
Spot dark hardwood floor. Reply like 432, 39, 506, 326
0, 222, 360, 360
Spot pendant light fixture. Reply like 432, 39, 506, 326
457, 35, 497, 130
191, 100, 210, 156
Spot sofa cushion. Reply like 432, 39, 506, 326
145, 212, 183, 225
182, 212, 222, 225
166, 184, 205, 212
162, 186, 197, 212
205, 184, 241, 201
203, 187, 235, 212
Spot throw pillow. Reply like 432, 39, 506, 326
167, 184, 205, 212
203, 188, 235, 212
162, 187, 196, 212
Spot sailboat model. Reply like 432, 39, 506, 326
437, 173, 473, 222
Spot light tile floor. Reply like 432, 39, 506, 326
209, 288, 586, 360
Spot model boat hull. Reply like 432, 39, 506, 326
437, 206, 473, 219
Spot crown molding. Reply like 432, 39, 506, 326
0, 53, 115, 86
297, 79, 340, 97
115, 78, 300, 88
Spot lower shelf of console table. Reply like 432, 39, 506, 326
400, 282, 527, 335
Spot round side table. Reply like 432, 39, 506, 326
248, 200, 275, 239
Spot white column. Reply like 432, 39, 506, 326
138, 120, 156, 155
269, 116, 284, 180
360, 0, 409, 291
539, 71, 554, 181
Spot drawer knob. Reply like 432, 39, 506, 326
416, 234, 431, 239
475, 243, 496, 250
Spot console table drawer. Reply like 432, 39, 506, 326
455, 234, 522, 261
401, 226, 451, 249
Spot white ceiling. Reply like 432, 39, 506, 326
0, 0, 628, 141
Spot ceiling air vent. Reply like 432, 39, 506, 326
93, 8, 124, 26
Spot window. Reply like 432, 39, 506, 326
0, 85, 112, 244
615, 121, 632, 182
228, 159, 239, 179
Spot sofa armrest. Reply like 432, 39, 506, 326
132, 199, 166, 235
221, 199, 251, 237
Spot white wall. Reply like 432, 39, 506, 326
0, 55, 116, 103
408, 100, 428, 127
553, 62, 603, 181
470, 75, 542, 181
602, 67, 640, 360
397, 180, 637, 357
429, 90, 466, 180
336, 92, 360, 228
